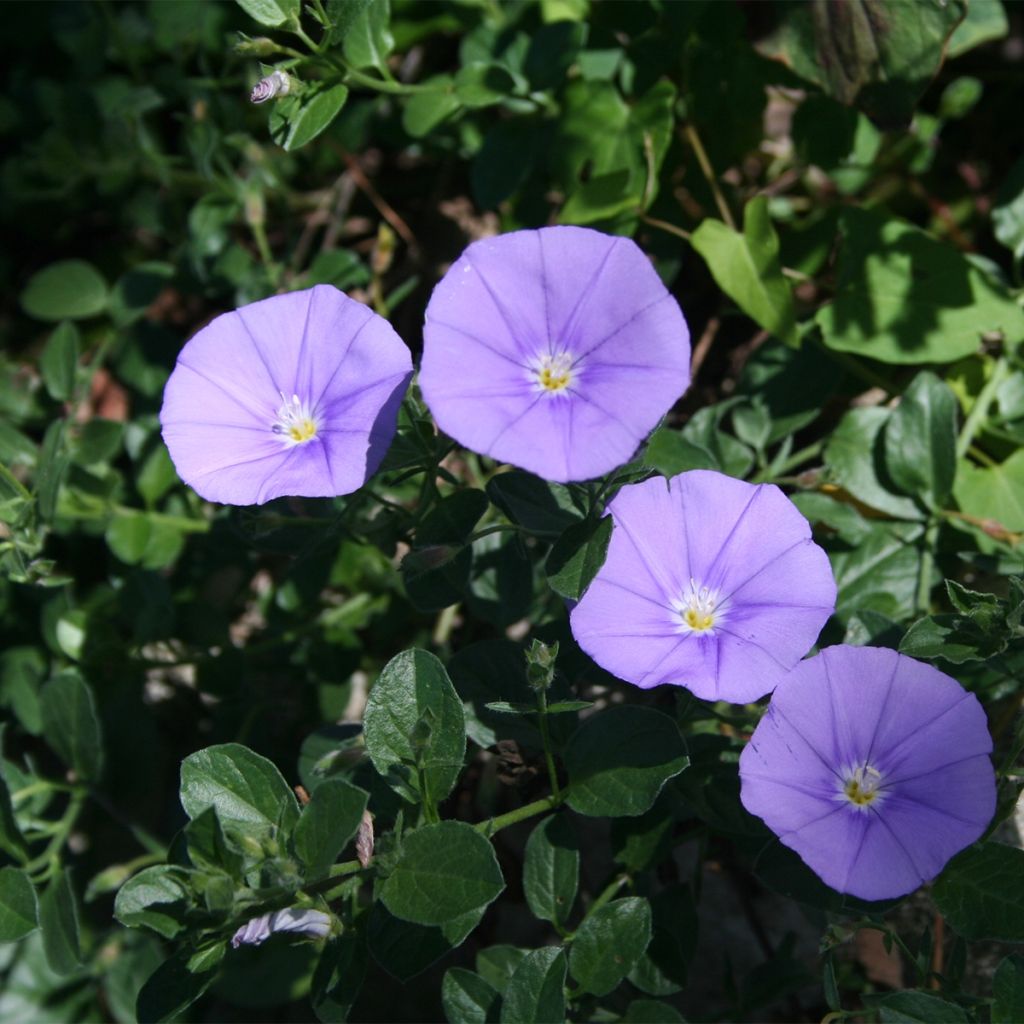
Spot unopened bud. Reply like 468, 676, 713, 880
250, 69, 292, 104
235, 36, 285, 57
525, 638, 558, 691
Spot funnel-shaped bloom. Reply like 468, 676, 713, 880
420, 226, 690, 483
160, 285, 412, 505
739, 646, 995, 901
569, 470, 836, 702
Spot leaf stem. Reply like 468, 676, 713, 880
683, 122, 737, 231
535, 688, 562, 802
474, 793, 563, 837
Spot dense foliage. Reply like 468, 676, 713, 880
2, 1, 1024, 1021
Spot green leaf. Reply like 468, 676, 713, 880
179, 743, 300, 839
442, 968, 501, 1024
0, 770, 27, 861
136, 951, 217, 1024
343, 0, 393, 72
36, 420, 70, 522
380, 821, 504, 926
293, 778, 368, 879
568, 897, 652, 997
993, 955, 1024, 1024
644, 428, 718, 477
933, 842, 1024, 941
546, 515, 613, 601
40, 671, 104, 782
691, 197, 798, 347
623, 1000, 685, 1023
883, 371, 958, 508
486, 471, 584, 538
523, 815, 578, 926
500, 947, 566, 1024
21, 260, 109, 322
324, 0, 373, 43
954, 449, 1024, 531
235, 0, 299, 27
283, 83, 349, 151
993, 156, 1024, 262
72, 419, 123, 467
825, 407, 925, 520
898, 615, 980, 664
311, 930, 367, 1023
40, 321, 80, 401
113, 865, 194, 940
947, 0, 1008, 57
817, 208, 1024, 363
565, 706, 688, 818
831, 522, 923, 620
0, 866, 38, 941
874, 991, 969, 1023
363, 649, 466, 806
38, 869, 82, 975
109, 261, 175, 327
184, 807, 245, 879
455, 63, 517, 108
402, 78, 460, 138
758, 0, 966, 127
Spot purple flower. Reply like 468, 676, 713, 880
739, 645, 996, 901
160, 285, 412, 505
231, 907, 333, 948
569, 470, 836, 702
419, 226, 690, 483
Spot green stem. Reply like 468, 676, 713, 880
474, 793, 563, 837
23, 793, 86, 879
585, 873, 629, 918
915, 520, 939, 615
683, 122, 736, 231
958, 356, 1009, 460
751, 440, 825, 483
467, 523, 521, 543
535, 688, 562, 802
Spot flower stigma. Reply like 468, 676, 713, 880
532, 352, 574, 396
272, 392, 321, 445
674, 579, 725, 634
842, 763, 885, 810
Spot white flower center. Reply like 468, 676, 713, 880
272, 392, 321, 445
673, 579, 726, 634
530, 352, 574, 396
841, 763, 886, 810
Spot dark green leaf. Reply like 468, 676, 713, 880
454, 63, 517, 108
136, 951, 217, 1024
993, 955, 1024, 1024
623, 1000, 686, 1023
184, 807, 245, 879
523, 815, 579, 925
363, 649, 465, 806
380, 821, 504, 926
994, 156, 1024, 262
883, 372, 958, 507
294, 778, 368, 879
368, 903, 484, 982
628, 884, 697, 996
825, 407, 924, 520
832, 521, 924, 620
898, 615, 980, 664
569, 896, 652, 997
0, 866, 38, 941
442, 968, 500, 1024
565, 706, 688, 818
113, 865, 194, 939
235, 0, 299, 27
486, 471, 583, 538
0, 770, 27, 860
643, 429, 718, 477
179, 743, 300, 838
690, 197, 798, 347
283, 83, 349, 151
546, 515, 613, 601
476, 945, 529, 995
36, 420, 69, 522
500, 947, 566, 1024
402, 78, 460, 138
933, 842, 1024, 941
72, 419, 123, 466
40, 322, 80, 401
817, 208, 1024, 363
40, 671, 103, 781
875, 991, 969, 1023
311, 930, 367, 1023
38, 869, 82, 975
21, 260, 109, 322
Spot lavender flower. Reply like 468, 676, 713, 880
739, 645, 996, 901
231, 907, 333, 948
569, 470, 836, 702
419, 226, 690, 483
160, 285, 412, 505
